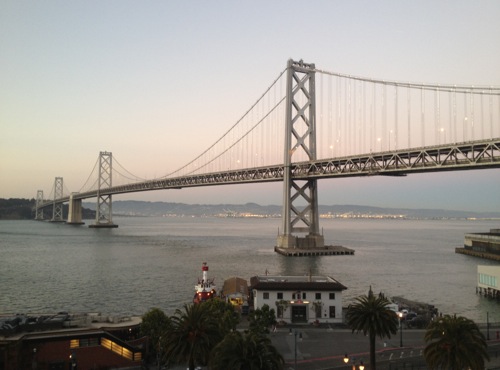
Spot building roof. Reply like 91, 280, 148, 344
250, 275, 347, 291
222, 277, 249, 296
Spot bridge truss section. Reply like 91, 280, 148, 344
277, 59, 324, 250
294, 139, 500, 178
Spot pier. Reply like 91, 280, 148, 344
456, 229, 500, 261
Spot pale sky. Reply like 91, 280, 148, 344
1, 1, 499, 212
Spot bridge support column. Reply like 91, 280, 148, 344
276, 59, 324, 253
35, 190, 44, 220
90, 151, 118, 228
67, 193, 84, 225
50, 177, 65, 223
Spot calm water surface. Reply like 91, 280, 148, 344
1, 217, 499, 323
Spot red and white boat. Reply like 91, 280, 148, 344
193, 262, 217, 304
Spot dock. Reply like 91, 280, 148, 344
456, 228, 500, 261
455, 247, 500, 262
274, 245, 354, 257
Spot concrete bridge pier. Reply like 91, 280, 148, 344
277, 234, 325, 250
66, 193, 84, 225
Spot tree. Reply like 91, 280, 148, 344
203, 298, 240, 333
248, 304, 277, 335
164, 303, 223, 370
346, 287, 398, 370
209, 330, 284, 370
424, 314, 489, 370
140, 308, 170, 365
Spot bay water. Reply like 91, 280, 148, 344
1, 217, 499, 323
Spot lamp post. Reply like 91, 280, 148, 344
32, 348, 37, 370
290, 329, 302, 369
487, 312, 490, 341
69, 351, 77, 369
398, 312, 403, 347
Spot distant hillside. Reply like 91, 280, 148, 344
0, 198, 35, 220
3, 198, 498, 221
0, 198, 96, 220
82, 200, 500, 219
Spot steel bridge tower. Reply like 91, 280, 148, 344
50, 177, 64, 222
90, 151, 118, 228
35, 190, 44, 220
277, 59, 324, 251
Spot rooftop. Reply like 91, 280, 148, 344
250, 275, 347, 291
0, 312, 141, 341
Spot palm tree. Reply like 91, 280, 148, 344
164, 303, 223, 370
209, 330, 284, 370
346, 287, 398, 370
424, 314, 489, 370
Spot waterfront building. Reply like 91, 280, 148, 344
477, 265, 500, 300
456, 229, 500, 261
250, 274, 347, 325
0, 313, 143, 370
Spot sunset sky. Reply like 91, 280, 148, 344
1, 1, 499, 212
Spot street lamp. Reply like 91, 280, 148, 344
398, 312, 404, 347
69, 351, 77, 369
32, 348, 37, 370
290, 329, 302, 369
487, 312, 490, 340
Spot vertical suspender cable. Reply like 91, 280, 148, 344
480, 91, 484, 139
470, 90, 475, 141
407, 85, 411, 149
448, 90, 452, 145
434, 89, 440, 145
363, 80, 366, 154
322, 73, 327, 158
394, 85, 398, 151
328, 74, 333, 157
336, 76, 340, 156
489, 87, 493, 138
372, 82, 376, 152
421, 86, 425, 147
453, 88, 457, 143
463, 92, 468, 142
352, 79, 356, 155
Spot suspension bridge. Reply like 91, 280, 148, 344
35, 59, 500, 254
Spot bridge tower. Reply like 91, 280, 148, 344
277, 59, 324, 251
50, 177, 64, 222
35, 190, 44, 220
90, 151, 118, 228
